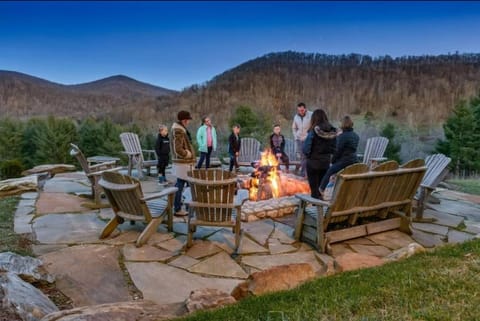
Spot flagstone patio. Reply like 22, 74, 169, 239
12, 169, 480, 310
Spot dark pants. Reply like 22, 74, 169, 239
306, 161, 328, 199
229, 153, 239, 171
319, 160, 357, 191
196, 146, 213, 169
174, 178, 187, 212
277, 152, 290, 172
157, 156, 169, 177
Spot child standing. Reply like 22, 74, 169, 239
155, 124, 170, 185
228, 124, 241, 172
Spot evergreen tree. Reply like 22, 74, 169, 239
0, 118, 24, 162
229, 105, 271, 143
380, 123, 401, 163
436, 97, 480, 175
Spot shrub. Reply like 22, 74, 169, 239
0, 159, 24, 179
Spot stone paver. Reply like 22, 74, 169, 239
330, 243, 355, 257
366, 230, 415, 250
447, 229, 476, 244
17, 199, 36, 207
335, 253, 386, 272
411, 229, 446, 248
185, 241, 223, 259
428, 199, 480, 222
36, 192, 89, 214
14, 206, 34, 217
125, 262, 242, 304
422, 209, 464, 228
243, 219, 275, 246
41, 245, 131, 307
411, 222, 450, 236
43, 179, 91, 194
14, 214, 34, 234
21, 192, 39, 199
157, 236, 186, 253
33, 212, 105, 244
188, 252, 248, 279
464, 221, 480, 235
168, 255, 200, 270
207, 229, 270, 255
348, 244, 392, 257
268, 239, 297, 255
344, 237, 376, 246
241, 251, 323, 273
122, 244, 175, 262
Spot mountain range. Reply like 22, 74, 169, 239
2, 51, 480, 130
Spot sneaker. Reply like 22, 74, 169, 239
174, 209, 188, 217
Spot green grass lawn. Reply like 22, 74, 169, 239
0, 196, 34, 256
181, 240, 480, 321
446, 178, 480, 196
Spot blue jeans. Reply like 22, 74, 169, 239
196, 146, 213, 169
296, 139, 307, 176
174, 178, 187, 212
320, 161, 356, 191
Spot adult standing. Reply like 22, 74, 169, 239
303, 109, 337, 199
319, 115, 359, 196
292, 102, 312, 177
171, 110, 196, 216
196, 116, 217, 169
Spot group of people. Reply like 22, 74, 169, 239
154, 110, 242, 216
292, 103, 360, 200
155, 103, 359, 216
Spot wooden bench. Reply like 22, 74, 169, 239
294, 159, 426, 253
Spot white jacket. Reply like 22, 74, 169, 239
291, 110, 312, 141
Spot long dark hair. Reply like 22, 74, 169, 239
309, 109, 332, 131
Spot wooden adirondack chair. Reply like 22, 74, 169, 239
414, 153, 452, 221
69, 143, 122, 205
98, 171, 178, 247
184, 169, 249, 252
237, 137, 261, 167
284, 138, 301, 171
361, 136, 389, 167
120, 132, 158, 179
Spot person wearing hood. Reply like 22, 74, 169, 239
302, 109, 337, 199
319, 115, 359, 196
171, 110, 196, 216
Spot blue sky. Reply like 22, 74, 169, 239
1, 1, 480, 90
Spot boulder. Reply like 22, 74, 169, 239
22, 164, 75, 177
0, 175, 38, 197
40, 300, 185, 321
231, 263, 315, 300
0, 252, 54, 283
385, 243, 426, 261
0, 272, 59, 321
185, 288, 236, 313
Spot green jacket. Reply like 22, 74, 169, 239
196, 124, 217, 153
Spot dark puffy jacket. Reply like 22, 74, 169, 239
155, 134, 170, 160
303, 124, 337, 168
332, 128, 359, 164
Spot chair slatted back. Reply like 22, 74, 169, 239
120, 132, 144, 162
238, 137, 261, 164
100, 171, 150, 221
422, 154, 451, 188
69, 143, 92, 176
284, 138, 299, 163
326, 160, 426, 228
362, 136, 389, 164
187, 169, 237, 222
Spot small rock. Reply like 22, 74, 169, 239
0, 252, 54, 283
185, 288, 236, 313
385, 243, 426, 261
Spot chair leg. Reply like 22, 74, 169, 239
414, 189, 436, 223
294, 200, 306, 241
136, 217, 162, 247
100, 216, 120, 239
187, 224, 196, 248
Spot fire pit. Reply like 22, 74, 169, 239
237, 150, 310, 222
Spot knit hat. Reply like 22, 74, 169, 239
177, 110, 192, 121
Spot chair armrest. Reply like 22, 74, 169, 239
141, 187, 178, 201
89, 161, 117, 171
142, 150, 157, 160
420, 183, 435, 191
234, 189, 250, 207
122, 151, 141, 156
86, 166, 123, 177
295, 193, 331, 207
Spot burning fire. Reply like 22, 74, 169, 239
248, 150, 310, 201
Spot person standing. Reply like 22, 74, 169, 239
303, 109, 337, 199
292, 102, 312, 177
171, 110, 195, 216
155, 124, 170, 185
269, 124, 290, 173
228, 124, 241, 172
196, 116, 217, 169
319, 115, 359, 196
